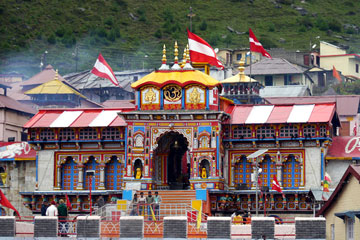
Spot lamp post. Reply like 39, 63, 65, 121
86, 170, 95, 215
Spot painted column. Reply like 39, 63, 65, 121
277, 152, 282, 183
299, 156, 304, 187
76, 164, 84, 190
98, 164, 106, 190
54, 165, 62, 190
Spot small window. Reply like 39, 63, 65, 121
265, 76, 273, 86
39, 129, 55, 141
303, 125, 316, 138
256, 126, 275, 138
331, 224, 335, 240
356, 64, 359, 73
280, 125, 299, 138
346, 217, 354, 240
59, 128, 75, 141
233, 126, 252, 138
236, 53, 242, 61
284, 75, 291, 85
79, 128, 97, 140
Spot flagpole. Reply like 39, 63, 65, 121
255, 156, 259, 216
248, 51, 252, 104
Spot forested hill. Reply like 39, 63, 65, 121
1, 0, 360, 77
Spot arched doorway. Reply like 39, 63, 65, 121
153, 131, 189, 189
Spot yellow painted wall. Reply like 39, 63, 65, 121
323, 175, 360, 240
320, 42, 346, 55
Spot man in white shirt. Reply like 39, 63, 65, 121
46, 201, 58, 216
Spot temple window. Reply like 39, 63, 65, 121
134, 159, 143, 179
79, 128, 97, 140
134, 134, 144, 148
30, 130, 36, 140
102, 127, 121, 140
200, 159, 210, 178
223, 126, 230, 138
59, 128, 75, 141
320, 125, 327, 137
84, 156, 99, 190
39, 128, 55, 141
259, 154, 276, 187
233, 126, 252, 138
280, 125, 299, 138
199, 135, 210, 149
234, 155, 251, 189
303, 125, 316, 138
282, 155, 301, 189
61, 156, 78, 190
106, 155, 123, 190
256, 126, 275, 138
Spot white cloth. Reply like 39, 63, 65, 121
46, 204, 58, 216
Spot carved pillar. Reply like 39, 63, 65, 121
76, 164, 85, 190
98, 164, 106, 190
277, 151, 282, 184
54, 165, 62, 190
299, 156, 304, 187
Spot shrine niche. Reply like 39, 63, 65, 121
185, 85, 205, 109
141, 86, 160, 110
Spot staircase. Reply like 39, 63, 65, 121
136, 190, 197, 206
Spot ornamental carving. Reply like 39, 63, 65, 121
152, 127, 192, 151
163, 85, 182, 102
189, 87, 201, 104
145, 88, 156, 103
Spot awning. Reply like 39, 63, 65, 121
229, 103, 336, 125
335, 210, 360, 221
326, 137, 360, 160
0, 142, 36, 161
24, 109, 127, 128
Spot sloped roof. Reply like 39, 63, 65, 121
0, 95, 36, 114
102, 100, 136, 109
24, 79, 86, 97
229, 103, 336, 124
260, 85, 309, 97
244, 58, 304, 75
265, 95, 360, 116
21, 65, 66, 86
316, 165, 360, 216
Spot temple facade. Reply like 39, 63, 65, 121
20, 44, 340, 217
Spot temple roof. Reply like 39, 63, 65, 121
131, 70, 220, 89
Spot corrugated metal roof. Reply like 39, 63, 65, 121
260, 85, 309, 97
229, 103, 335, 124
244, 58, 304, 75
49, 111, 83, 128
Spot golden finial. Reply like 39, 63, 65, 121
186, 44, 190, 63
55, 69, 59, 80
162, 44, 167, 64
174, 41, 179, 64
238, 60, 245, 81
181, 48, 187, 68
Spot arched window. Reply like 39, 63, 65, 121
39, 129, 55, 141
59, 129, 75, 141
84, 156, 99, 190
134, 134, 144, 148
106, 155, 123, 190
62, 156, 78, 190
134, 159, 143, 179
199, 135, 210, 149
79, 128, 97, 140
233, 126, 252, 138
259, 154, 276, 187
282, 155, 301, 189
200, 159, 210, 178
234, 155, 251, 188
256, 126, 275, 138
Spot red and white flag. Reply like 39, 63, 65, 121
271, 175, 282, 193
249, 28, 272, 59
0, 189, 20, 218
65, 193, 72, 210
91, 53, 119, 86
187, 30, 224, 69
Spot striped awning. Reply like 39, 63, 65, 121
25, 109, 127, 128
230, 103, 336, 124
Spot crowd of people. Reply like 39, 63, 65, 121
41, 199, 69, 236
131, 191, 162, 220
232, 211, 252, 225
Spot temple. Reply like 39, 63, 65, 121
21, 43, 340, 217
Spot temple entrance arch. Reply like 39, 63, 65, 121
153, 131, 189, 189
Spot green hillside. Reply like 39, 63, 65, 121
1, 0, 360, 77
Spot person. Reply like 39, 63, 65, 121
130, 193, 138, 216
146, 191, 154, 220
41, 201, 48, 216
46, 201, 58, 216
233, 212, 243, 225
97, 196, 105, 208
138, 192, 146, 216
153, 192, 162, 220
57, 199, 68, 236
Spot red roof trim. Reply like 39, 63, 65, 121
31, 111, 63, 128
316, 165, 360, 217
133, 80, 218, 89
23, 110, 46, 128
320, 53, 360, 58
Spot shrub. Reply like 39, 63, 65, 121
47, 34, 56, 44
316, 17, 329, 31
199, 20, 207, 31
154, 29, 162, 38
329, 19, 342, 32
55, 27, 65, 37
107, 29, 116, 42
97, 27, 107, 38
104, 17, 114, 27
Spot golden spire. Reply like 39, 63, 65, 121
174, 41, 179, 64
181, 47, 187, 68
55, 69, 59, 80
162, 44, 167, 64
159, 44, 170, 70
171, 41, 181, 70
183, 44, 193, 70
238, 60, 245, 81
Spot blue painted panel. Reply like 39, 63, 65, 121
198, 126, 211, 134
134, 126, 145, 133
196, 189, 207, 200
106, 157, 123, 190
123, 190, 133, 200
